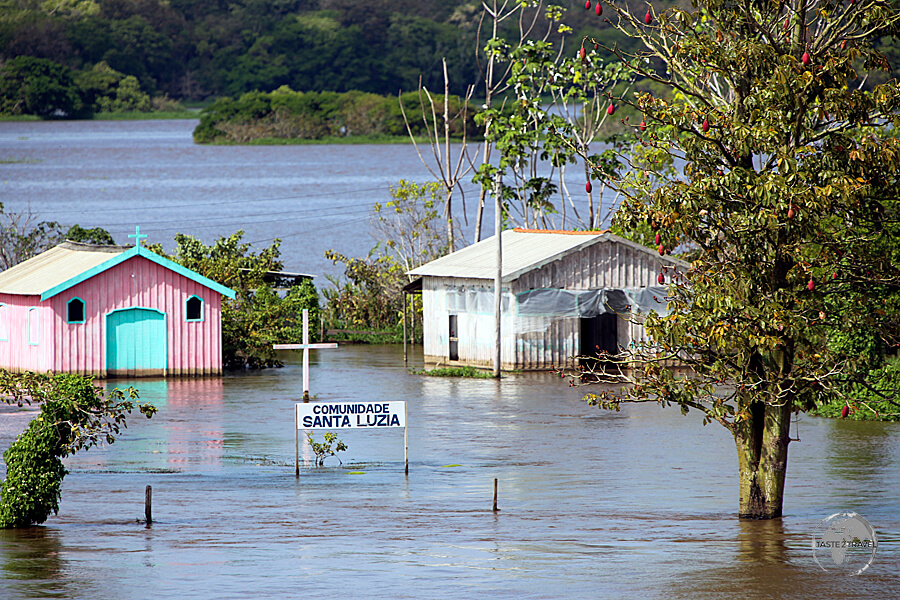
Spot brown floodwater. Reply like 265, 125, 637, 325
1, 344, 897, 599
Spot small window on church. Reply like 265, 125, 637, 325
186, 295, 204, 322
67, 298, 85, 324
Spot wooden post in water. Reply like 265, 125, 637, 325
145, 485, 152, 525
404, 403, 409, 476
492, 478, 499, 512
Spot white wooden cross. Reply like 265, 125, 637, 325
273, 309, 337, 401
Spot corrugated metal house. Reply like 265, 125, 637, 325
0, 241, 236, 377
407, 228, 690, 370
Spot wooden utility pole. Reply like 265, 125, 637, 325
493, 173, 502, 378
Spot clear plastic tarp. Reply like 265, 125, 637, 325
515, 287, 670, 318
441, 285, 670, 335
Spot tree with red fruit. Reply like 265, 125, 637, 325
558, 0, 900, 519
475, 22, 636, 229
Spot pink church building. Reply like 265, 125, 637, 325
0, 240, 235, 377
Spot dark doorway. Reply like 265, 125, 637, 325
580, 313, 618, 374
449, 314, 459, 361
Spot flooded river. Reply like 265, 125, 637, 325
1, 345, 897, 599
0, 120, 897, 597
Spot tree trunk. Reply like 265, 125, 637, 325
733, 398, 792, 519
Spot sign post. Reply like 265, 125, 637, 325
295, 401, 408, 474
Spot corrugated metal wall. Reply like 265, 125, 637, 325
422, 239, 682, 370
422, 276, 518, 370
512, 238, 667, 290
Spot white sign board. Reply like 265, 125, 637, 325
296, 401, 406, 429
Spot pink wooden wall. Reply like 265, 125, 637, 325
0, 255, 224, 377
0, 294, 53, 373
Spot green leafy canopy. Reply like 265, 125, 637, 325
0, 371, 156, 528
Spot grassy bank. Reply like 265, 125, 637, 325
0, 110, 199, 122
203, 134, 459, 146
92, 110, 200, 120
0, 115, 41, 121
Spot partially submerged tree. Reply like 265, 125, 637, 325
324, 180, 449, 337
472, 0, 570, 239
551, 0, 900, 519
477, 26, 634, 230
371, 179, 448, 277
0, 371, 156, 528
305, 431, 347, 467
400, 59, 476, 253
147, 232, 319, 369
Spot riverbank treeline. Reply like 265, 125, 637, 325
193, 88, 480, 144
0, 56, 184, 119
0, 0, 656, 120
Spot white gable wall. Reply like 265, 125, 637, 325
419, 236, 686, 370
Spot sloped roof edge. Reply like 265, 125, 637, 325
408, 229, 691, 282
40, 246, 237, 301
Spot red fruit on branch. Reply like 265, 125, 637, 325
841, 405, 850, 418
607, 103, 615, 115
585, 0, 591, 9
784, 17, 790, 29
595, 3, 602, 15
580, 46, 586, 60
701, 118, 709, 133
655, 232, 661, 245
657, 244, 665, 256
594, 43, 599, 50
808, 278, 815, 291
644, 10, 652, 24
658, 272, 665, 285
832, 271, 838, 279
586, 180, 593, 193
787, 206, 795, 219
840, 40, 847, 51
639, 120, 646, 131
802, 52, 811, 66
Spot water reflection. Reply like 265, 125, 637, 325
0, 527, 73, 599
737, 518, 788, 564
825, 418, 894, 485
98, 377, 225, 470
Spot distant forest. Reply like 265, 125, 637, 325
0, 0, 644, 102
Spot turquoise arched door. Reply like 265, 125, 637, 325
106, 307, 167, 376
